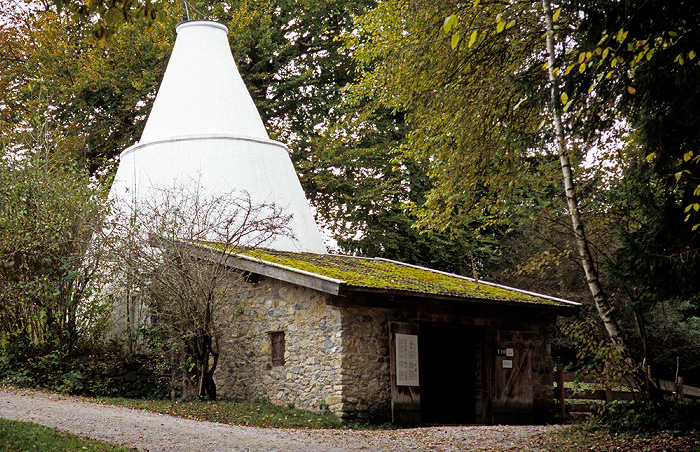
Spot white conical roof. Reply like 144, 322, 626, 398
109, 20, 327, 254
139, 21, 268, 142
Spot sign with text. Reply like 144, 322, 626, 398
396, 333, 420, 386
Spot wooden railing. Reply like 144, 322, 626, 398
554, 364, 700, 415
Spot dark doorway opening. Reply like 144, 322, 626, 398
419, 324, 481, 424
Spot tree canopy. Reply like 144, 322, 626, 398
345, 0, 700, 387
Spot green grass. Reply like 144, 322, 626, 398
97, 396, 381, 429
0, 418, 134, 451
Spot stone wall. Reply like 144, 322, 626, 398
215, 276, 346, 415
335, 306, 392, 421
215, 276, 394, 421
214, 275, 556, 423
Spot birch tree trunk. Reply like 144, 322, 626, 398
542, 0, 644, 389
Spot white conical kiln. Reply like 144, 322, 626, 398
109, 20, 326, 253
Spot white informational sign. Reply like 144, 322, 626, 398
396, 333, 420, 387
506, 348, 514, 357
503, 359, 513, 369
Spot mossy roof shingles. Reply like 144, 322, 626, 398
237, 248, 574, 308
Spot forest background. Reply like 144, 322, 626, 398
1, 0, 699, 404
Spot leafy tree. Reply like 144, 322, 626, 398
0, 2, 173, 176
345, 0, 700, 390
550, 0, 700, 386
557, 0, 700, 300
0, 117, 109, 384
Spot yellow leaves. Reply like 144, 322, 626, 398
616, 29, 628, 44
684, 202, 700, 226
675, 53, 685, 65
645, 153, 656, 162
443, 14, 458, 33
494, 14, 515, 34
690, 50, 697, 61
451, 33, 460, 49
552, 8, 561, 22
684, 151, 694, 162
560, 92, 568, 105
674, 169, 692, 182
611, 57, 618, 67
646, 47, 655, 61
627, 86, 636, 94
579, 62, 586, 73
468, 30, 478, 48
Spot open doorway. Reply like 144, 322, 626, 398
419, 324, 482, 424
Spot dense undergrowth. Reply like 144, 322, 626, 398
593, 399, 700, 434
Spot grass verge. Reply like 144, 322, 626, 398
97, 396, 384, 429
0, 418, 134, 451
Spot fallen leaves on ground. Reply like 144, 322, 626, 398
530, 426, 700, 452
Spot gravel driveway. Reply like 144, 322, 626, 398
0, 388, 561, 451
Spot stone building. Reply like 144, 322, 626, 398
193, 245, 580, 424
107, 19, 580, 424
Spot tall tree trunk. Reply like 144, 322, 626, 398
542, 0, 645, 392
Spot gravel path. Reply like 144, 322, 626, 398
0, 388, 561, 451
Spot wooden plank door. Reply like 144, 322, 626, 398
492, 331, 534, 423
390, 322, 420, 424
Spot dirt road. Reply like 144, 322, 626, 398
0, 388, 560, 451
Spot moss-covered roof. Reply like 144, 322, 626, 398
229, 247, 576, 309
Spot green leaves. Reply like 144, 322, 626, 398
443, 14, 458, 33
0, 141, 108, 355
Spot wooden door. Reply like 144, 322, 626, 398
492, 331, 534, 423
390, 322, 420, 424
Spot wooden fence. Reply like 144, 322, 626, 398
554, 364, 700, 415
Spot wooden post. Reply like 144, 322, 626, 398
557, 363, 566, 417
677, 376, 685, 401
